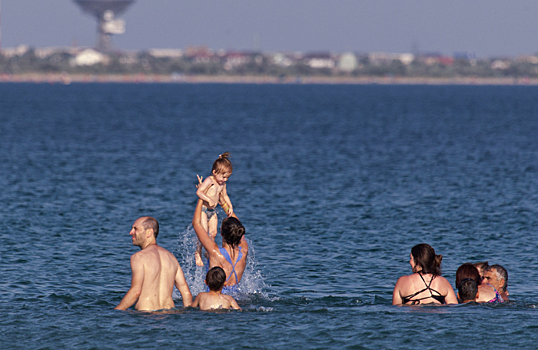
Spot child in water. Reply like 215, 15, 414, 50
457, 278, 479, 303
194, 152, 234, 266
192, 267, 241, 310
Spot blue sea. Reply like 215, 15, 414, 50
1, 82, 538, 349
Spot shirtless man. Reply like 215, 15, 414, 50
484, 264, 509, 301
115, 216, 192, 311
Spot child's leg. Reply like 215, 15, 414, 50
208, 213, 218, 241
195, 211, 209, 267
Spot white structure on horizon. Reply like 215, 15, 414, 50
71, 48, 108, 66
337, 52, 359, 72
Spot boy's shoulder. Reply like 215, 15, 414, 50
197, 291, 211, 298
222, 294, 236, 303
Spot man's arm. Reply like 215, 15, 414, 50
115, 254, 144, 310
175, 263, 193, 307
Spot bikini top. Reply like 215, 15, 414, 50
401, 273, 446, 305
219, 246, 243, 284
486, 283, 504, 303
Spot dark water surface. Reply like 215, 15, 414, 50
1, 83, 538, 349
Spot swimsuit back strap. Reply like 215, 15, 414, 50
220, 247, 243, 283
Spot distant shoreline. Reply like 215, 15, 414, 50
1, 73, 538, 85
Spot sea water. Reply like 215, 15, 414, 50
1, 83, 538, 349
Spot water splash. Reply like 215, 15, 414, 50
173, 209, 269, 302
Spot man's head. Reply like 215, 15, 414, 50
484, 264, 508, 293
130, 216, 159, 248
205, 266, 226, 292
457, 278, 479, 303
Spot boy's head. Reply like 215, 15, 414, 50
457, 278, 479, 303
212, 152, 233, 176
206, 266, 226, 291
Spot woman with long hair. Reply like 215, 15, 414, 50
392, 244, 457, 305
192, 199, 248, 293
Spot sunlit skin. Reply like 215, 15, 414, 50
484, 268, 508, 300
194, 170, 234, 267
392, 253, 458, 305
115, 217, 192, 311
196, 170, 233, 212
192, 285, 241, 311
192, 199, 248, 287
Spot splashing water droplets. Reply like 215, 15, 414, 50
173, 210, 270, 302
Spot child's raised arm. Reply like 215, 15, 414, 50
196, 175, 216, 207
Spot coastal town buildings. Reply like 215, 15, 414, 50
1, 44, 538, 81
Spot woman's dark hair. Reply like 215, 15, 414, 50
221, 217, 244, 249
455, 263, 481, 287
411, 243, 442, 276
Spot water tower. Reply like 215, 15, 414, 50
73, 0, 135, 51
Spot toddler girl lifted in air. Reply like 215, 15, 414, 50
195, 152, 234, 266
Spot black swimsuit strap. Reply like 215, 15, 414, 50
402, 273, 444, 304
418, 272, 434, 287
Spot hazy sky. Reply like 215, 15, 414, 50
1, 0, 537, 57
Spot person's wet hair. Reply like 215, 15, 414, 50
473, 261, 489, 278
142, 217, 159, 239
456, 263, 481, 287
212, 152, 233, 175
221, 217, 245, 249
458, 278, 478, 302
411, 243, 442, 275
206, 266, 226, 291
487, 264, 508, 292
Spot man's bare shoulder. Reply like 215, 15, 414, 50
132, 245, 175, 261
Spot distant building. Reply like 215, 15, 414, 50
35, 47, 79, 59
71, 48, 108, 66
222, 52, 251, 70
337, 52, 358, 72
517, 55, 538, 64
304, 52, 335, 69
491, 59, 510, 70
270, 53, 293, 67
417, 53, 454, 66
148, 49, 183, 58
369, 52, 414, 65
1, 45, 30, 58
